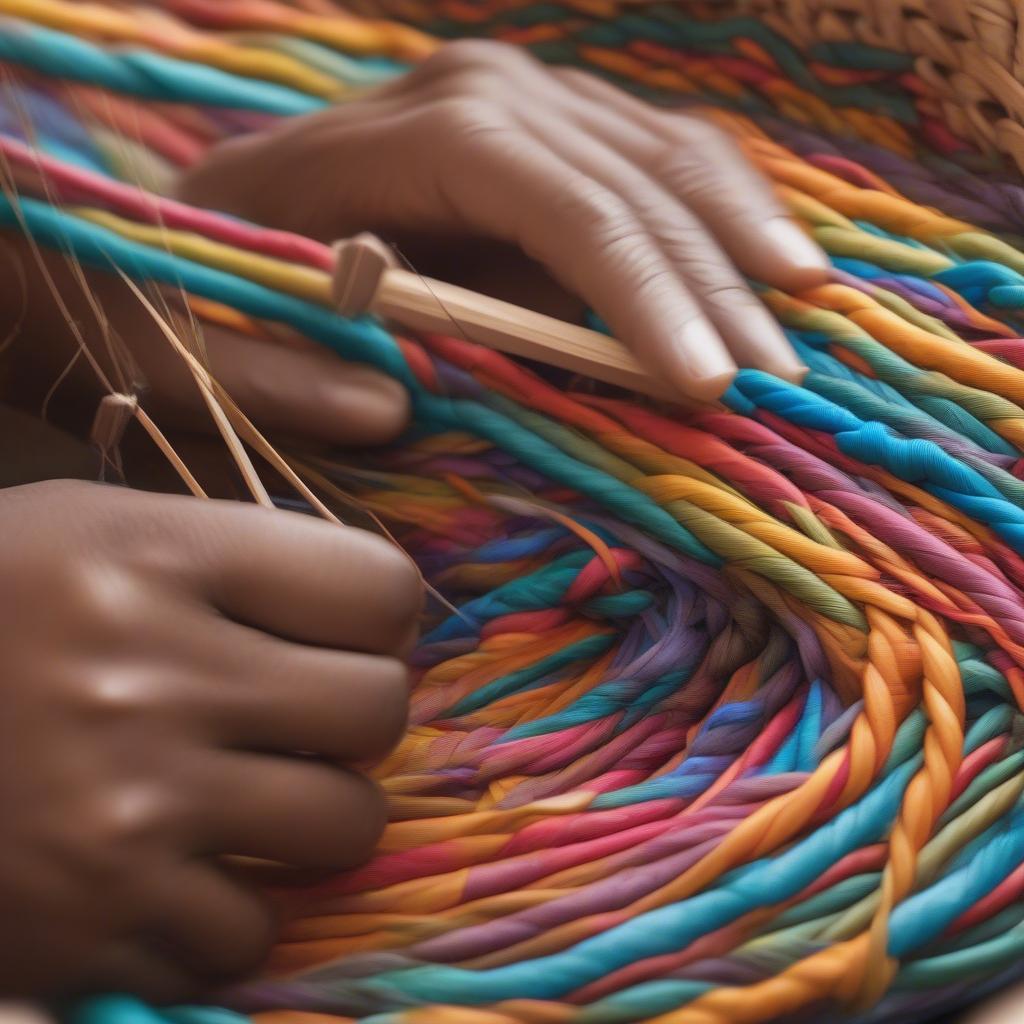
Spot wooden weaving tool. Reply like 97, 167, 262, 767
331, 232, 681, 402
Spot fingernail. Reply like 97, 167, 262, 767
775, 358, 809, 385
762, 219, 831, 280
675, 320, 737, 401
765, 328, 810, 385
757, 346, 808, 386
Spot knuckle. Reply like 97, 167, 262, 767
687, 275, 756, 306
430, 69, 506, 106
424, 97, 515, 153
71, 666, 155, 723
662, 239, 748, 294
551, 181, 634, 240
34, 478, 94, 503
58, 553, 116, 606
654, 149, 729, 202
633, 260, 687, 300
426, 96, 505, 142
671, 113, 731, 148
553, 66, 593, 89
87, 784, 173, 861
706, 284, 757, 310
425, 39, 522, 74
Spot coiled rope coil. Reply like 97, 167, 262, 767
3, 2, 1024, 1022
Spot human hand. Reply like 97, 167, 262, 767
0, 233, 409, 449
179, 40, 829, 402
0, 480, 420, 1001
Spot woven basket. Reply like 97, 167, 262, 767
347, 0, 1024, 175
688, 1, 1024, 172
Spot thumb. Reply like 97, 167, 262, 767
169, 323, 410, 448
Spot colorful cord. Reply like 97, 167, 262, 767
4, 1, 1024, 1022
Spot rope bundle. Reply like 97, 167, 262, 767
4, 2, 1024, 1022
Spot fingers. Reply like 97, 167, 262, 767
70, 945, 201, 1003
409, 41, 826, 303
185, 39, 828, 399
135, 314, 410, 447
189, 753, 387, 868
551, 67, 830, 291
203, 325, 410, 448
76, 866, 274, 998
193, 625, 410, 762
652, 128, 827, 292
65, 865, 275, 1001
156, 496, 422, 652
414, 57, 822, 396
147, 862, 276, 982
435, 101, 736, 399
511, 102, 804, 385
1, 238, 409, 448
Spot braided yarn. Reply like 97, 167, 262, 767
4, 2, 1024, 1022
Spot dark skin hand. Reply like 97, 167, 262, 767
0, 37, 1015, 1019
0, 40, 836, 1006
0, 480, 419, 1001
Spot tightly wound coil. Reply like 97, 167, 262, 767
5, 2, 1024, 1022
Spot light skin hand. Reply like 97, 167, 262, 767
179, 40, 830, 402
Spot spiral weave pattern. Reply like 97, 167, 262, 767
5, 3, 1024, 1023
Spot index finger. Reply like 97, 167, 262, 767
434, 100, 737, 399
152, 494, 422, 654
552, 69, 830, 292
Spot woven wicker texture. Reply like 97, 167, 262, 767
341, 0, 1024, 176
683, 1, 1024, 175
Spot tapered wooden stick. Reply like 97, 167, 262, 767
331, 233, 678, 401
